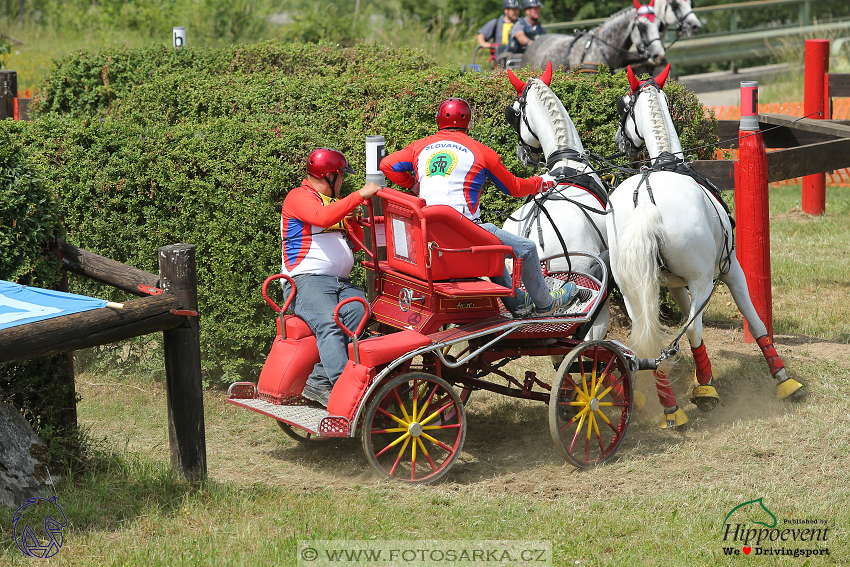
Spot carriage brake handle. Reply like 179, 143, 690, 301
333, 296, 372, 366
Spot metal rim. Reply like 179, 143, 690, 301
362, 372, 466, 484
549, 340, 633, 468
277, 421, 331, 444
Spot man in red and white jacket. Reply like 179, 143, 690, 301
281, 148, 381, 406
380, 98, 576, 317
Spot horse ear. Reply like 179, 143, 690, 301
649, 0, 655, 6
632, 0, 642, 8
655, 63, 671, 89
540, 61, 553, 87
627, 66, 641, 93
507, 69, 527, 94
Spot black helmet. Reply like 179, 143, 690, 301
502, 0, 520, 8
522, 0, 543, 7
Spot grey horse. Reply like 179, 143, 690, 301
522, 0, 665, 72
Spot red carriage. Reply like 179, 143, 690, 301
226, 188, 653, 484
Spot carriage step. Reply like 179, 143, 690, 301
227, 397, 330, 436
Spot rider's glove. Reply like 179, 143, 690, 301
539, 173, 557, 193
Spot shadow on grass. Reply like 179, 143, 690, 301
251, 349, 796, 486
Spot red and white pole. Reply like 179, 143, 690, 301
735, 80, 772, 343
803, 39, 829, 215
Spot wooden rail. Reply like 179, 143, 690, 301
0, 242, 207, 482
689, 114, 850, 191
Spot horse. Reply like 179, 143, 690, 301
606, 64, 804, 428
500, 62, 610, 341
654, 0, 702, 37
522, 0, 665, 73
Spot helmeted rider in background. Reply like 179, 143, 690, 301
280, 148, 381, 406
379, 98, 578, 317
476, 0, 522, 65
508, 0, 547, 55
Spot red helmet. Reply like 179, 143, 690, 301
436, 98, 472, 130
306, 148, 355, 178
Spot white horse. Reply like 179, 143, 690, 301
655, 0, 702, 36
607, 65, 803, 428
501, 62, 610, 341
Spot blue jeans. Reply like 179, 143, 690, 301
284, 274, 367, 389
479, 223, 552, 312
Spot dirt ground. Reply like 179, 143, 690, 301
201, 314, 850, 495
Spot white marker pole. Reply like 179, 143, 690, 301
173, 27, 186, 48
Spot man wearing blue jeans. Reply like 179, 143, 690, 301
280, 148, 381, 406
380, 98, 577, 316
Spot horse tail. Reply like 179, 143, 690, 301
618, 203, 665, 359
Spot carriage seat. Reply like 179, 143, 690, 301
347, 330, 432, 368
381, 188, 512, 284
277, 314, 313, 339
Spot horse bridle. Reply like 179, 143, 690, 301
505, 81, 545, 167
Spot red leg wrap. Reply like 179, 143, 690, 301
756, 335, 785, 376
691, 341, 713, 385
654, 370, 677, 407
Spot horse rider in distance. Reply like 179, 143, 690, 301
476, 0, 522, 66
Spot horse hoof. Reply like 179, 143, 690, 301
634, 390, 646, 411
660, 406, 688, 429
692, 370, 718, 387
690, 384, 719, 412
776, 377, 804, 401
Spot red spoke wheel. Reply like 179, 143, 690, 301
277, 421, 331, 444
362, 372, 466, 484
549, 340, 633, 468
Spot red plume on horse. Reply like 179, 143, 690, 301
627, 63, 671, 93
507, 61, 554, 95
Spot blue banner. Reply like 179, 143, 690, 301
0, 281, 107, 331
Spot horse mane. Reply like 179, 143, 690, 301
602, 6, 635, 24
647, 89, 672, 153
530, 79, 572, 149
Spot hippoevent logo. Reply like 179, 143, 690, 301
11, 495, 68, 558
426, 151, 458, 178
721, 498, 830, 558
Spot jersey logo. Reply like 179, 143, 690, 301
426, 151, 458, 177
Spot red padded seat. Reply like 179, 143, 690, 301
382, 188, 510, 282
277, 315, 313, 339
347, 330, 432, 367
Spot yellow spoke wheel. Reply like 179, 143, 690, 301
549, 340, 633, 468
362, 372, 466, 484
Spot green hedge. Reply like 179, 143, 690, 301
0, 127, 73, 442
16, 41, 717, 384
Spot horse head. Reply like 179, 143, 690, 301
631, 0, 666, 66
657, 0, 702, 36
615, 64, 680, 159
505, 62, 586, 169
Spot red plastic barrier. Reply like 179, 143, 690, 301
803, 39, 830, 215
735, 82, 773, 342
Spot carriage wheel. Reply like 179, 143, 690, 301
549, 340, 633, 469
277, 421, 330, 444
362, 372, 466, 484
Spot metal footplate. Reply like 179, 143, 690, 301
226, 382, 350, 437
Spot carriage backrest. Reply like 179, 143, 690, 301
381, 188, 507, 281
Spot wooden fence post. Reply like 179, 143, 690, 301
158, 244, 206, 482
0, 70, 17, 120
735, 81, 773, 343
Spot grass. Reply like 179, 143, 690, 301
2, 183, 849, 565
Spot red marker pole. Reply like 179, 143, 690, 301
802, 39, 829, 215
735, 81, 772, 342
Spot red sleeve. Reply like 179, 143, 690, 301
380, 145, 417, 189
283, 186, 365, 228
481, 145, 542, 198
